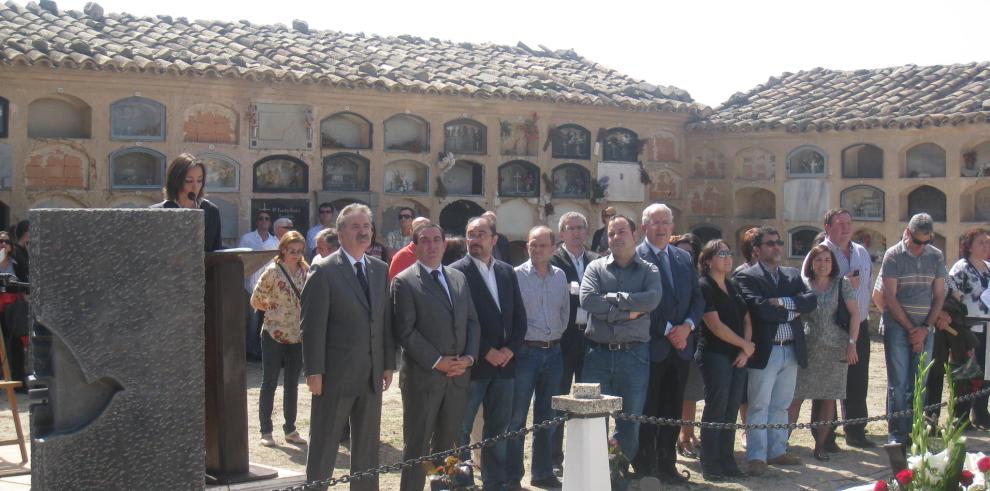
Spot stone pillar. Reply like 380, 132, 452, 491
551, 383, 622, 491
29, 209, 205, 490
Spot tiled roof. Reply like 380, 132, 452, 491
689, 63, 990, 133
0, 1, 708, 115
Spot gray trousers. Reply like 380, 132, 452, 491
399, 380, 470, 491
305, 387, 383, 491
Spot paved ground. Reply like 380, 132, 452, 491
4, 338, 990, 490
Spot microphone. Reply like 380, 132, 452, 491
187, 192, 196, 201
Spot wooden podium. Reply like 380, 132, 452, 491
204, 249, 279, 484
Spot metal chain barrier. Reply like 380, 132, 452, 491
272, 415, 569, 490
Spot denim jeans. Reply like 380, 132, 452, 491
884, 315, 935, 444
581, 342, 650, 459
259, 331, 303, 435
460, 376, 515, 488
746, 345, 798, 462
507, 344, 564, 483
698, 350, 747, 475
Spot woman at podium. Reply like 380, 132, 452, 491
151, 153, 222, 252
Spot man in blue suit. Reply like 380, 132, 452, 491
451, 215, 527, 490
632, 203, 705, 484
734, 226, 817, 476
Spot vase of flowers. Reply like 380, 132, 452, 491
428, 455, 477, 491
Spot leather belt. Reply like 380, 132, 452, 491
592, 341, 643, 351
773, 339, 794, 346
524, 339, 561, 349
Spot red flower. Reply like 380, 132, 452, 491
873, 480, 888, 491
979, 456, 990, 473
961, 469, 975, 487
895, 469, 913, 486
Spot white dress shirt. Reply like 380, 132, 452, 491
240, 230, 279, 293
471, 255, 501, 312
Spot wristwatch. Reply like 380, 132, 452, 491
924, 324, 936, 334
848, 338, 856, 345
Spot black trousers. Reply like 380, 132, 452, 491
552, 326, 586, 465
823, 320, 872, 443
633, 354, 689, 475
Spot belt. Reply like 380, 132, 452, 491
524, 339, 560, 349
772, 339, 794, 346
592, 341, 642, 351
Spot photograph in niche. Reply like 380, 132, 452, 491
551, 165, 590, 198
842, 186, 884, 221
254, 157, 307, 193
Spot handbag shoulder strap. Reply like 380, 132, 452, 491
276, 262, 303, 300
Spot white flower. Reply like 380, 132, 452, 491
908, 449, 950, 475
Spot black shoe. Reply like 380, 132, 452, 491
658, 469, 690, 484
723, 467, 747, 478
505, 481, 523, 490
814, 449, 831, 461
530, 476, 563, 488
846, 435, 877, 448
824, 440, 842, 453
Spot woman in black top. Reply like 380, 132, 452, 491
151, 153, 223, 252
696, 239, 755, 481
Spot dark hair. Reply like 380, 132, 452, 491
823, 208, 852, 227
740, 227, 759, 262
671, 233, 702, 263
608, 214, 637, 233
398, 206, 415, 216
803, 244, 840, 280
163, 153, 206, 202
753, 226, 779, 247
467, 216, 496, 236
813, 231, 826, 245
960, 227, 990, 260
698, 239, 730, 277
442, 236, 468, 265
413, 223, 445, 244
318, 202, 335, 213
13, 220, 28, 241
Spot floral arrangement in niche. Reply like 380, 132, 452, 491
591, 176, 609, 204
499, 113, 539, 156
428, 455, 476, 491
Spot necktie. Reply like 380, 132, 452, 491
354, 261, 371, 305
657, 248, 674, 288
431, 269, 452, 307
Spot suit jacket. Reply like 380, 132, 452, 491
392, 263, 481, 391
591, 227, 609, 254
450, 256, 527, 379
735, 262, 818, 369
300, 251, 395, 397
151, 198, 223, 252
636, 241, 705, 361
550, 245, 599, 330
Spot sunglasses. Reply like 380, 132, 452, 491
911, 236, 933, 246
257, 216, 271, 222
399, 215, 414, 220
0, 240, 10, 245
760, 240, 785, 247
715, 250, 733, 258
319, 210, 334, 214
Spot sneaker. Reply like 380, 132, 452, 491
285, 431, 307, 445
747, 460, 767, 476
260, 433, 277, 447
767, 453, 802, 466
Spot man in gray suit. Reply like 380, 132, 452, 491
300, 203, 395, 490
392, 223, 481, 491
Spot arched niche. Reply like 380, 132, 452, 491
384, 113, 429, 153
690, 224, 723, 245
384, 159, 429, 195
642, 131, 678, 162
110, 147, 165, 189
646, 166, 682, 201
441, 160, 484, 196
0, 143, 11, 189
439, 199, 486, 237
789, 226, 822, 259
691, 146, 727, 178
853, 228, 887, 263
905, 143, 946, 178
322, 152, 369, 192
736, 147, 775, 181
842, 144, 883, 179
960, 182, 990, 222
253, 155, 308, 193
734, 187, 776, 219
840, 185, 884, 221
494, 199, 536, 239
603, 127, 638, 162
183, 102, 238, 144
26, 144, 89, 189
110, 96, 166, 141
498, 160, 539, 198
0, 97, 8, 138
551, 124, 591, 160
906, 185, 946, 222
962, 140, 990, 177
199, 153, 239, 192
444, 118, 486, 155
28, 94, 92, 139
787, 145, 827, 177
31, 194, 87, 209
320, 111, 372, 149
687, 183, 725, 216
551, 163, 591, 199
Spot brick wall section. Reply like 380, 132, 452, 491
183, 111, 235, 143
26, 147, 85, 189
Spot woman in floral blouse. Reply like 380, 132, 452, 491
252, 230, 309, 447
949, 227, 990, 429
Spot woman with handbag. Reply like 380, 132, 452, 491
788, 244, 860, 461
948, 228, 990, 428
252, 230, 309, 447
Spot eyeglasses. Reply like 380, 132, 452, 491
0, 240, 10, 245
399, 214, 414, 220
759, 240, 785, 247
715, 250, 733, 258
911, 236, 933, 246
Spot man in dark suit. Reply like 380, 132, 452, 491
392, 223, 480, 491
632, 203, 705, 483
300, 204, 395, 491
549, 211, 598, 472
451, 215, 527, 490
734, 226, 817, 476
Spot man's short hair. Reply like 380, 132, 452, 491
528, 225, 555, 244
823, 208, 852, 227
316, 227, 338, 247
413, 223, 444, 244
256, 210, 272, 220
609, 215, 636, 233
558, 211, 588, 233
398, 206, 416, 216
335, 203, 373, 229
467, 216, 496, 236
753, 226, 780, 247
908, 213, 934, 234
641, 203, 673, 225
318, 202, 335, 213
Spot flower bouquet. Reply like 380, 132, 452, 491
428, 455, 477, 491
608, 437, 632, 491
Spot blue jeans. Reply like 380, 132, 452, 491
746, 345, 798, 462
884, 315, 935, 443
507, 344, 564, 482
460, 376, 515, 489
581, 342, 650, 459
259, 331, 303, 435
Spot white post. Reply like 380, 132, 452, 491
551, 383, 622, 491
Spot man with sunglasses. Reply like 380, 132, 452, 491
880, 213, 947, 446
386, 207, 417, 251
306, 202, 336, 258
